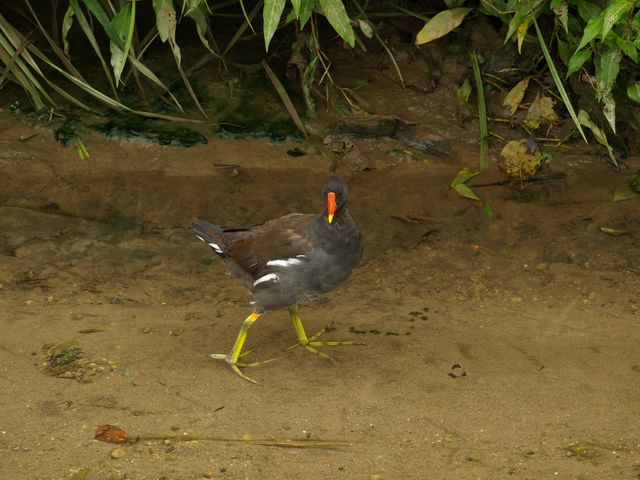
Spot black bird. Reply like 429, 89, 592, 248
193, 177, 362, 382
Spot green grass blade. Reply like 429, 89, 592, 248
262, 59, 308, 137
532, 16, 588, 143
470, 50, 488, 171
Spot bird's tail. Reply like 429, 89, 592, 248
192, 220, 226, 257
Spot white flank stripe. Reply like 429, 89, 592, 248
266, 258, 304, 267
207, 242, 223, 254
253, 273, 279, 287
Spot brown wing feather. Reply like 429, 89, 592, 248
221, 213, 316, 279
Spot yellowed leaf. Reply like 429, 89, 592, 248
415, 8, 472, 45
517, 20, 529, 53
503, 77, 530, 115
499, 139, 542, 180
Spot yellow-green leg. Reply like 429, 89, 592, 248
210, 311, 276, 384
287, 304, 360, 359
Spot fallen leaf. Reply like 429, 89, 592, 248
503, 77, 530, 115
95, 424, 130, 444
499, 139, 543, 180
599, 227, 627, 236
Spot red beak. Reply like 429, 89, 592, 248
327, 192, 337, 224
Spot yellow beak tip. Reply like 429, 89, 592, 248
328, 214, 334, 224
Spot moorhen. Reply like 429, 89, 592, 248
193, 176, 362, 383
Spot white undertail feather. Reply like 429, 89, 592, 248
266, 258, 304, 267
253, 273, 279, 287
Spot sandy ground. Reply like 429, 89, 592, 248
0, 107, 639, 480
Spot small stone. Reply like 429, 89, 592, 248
535, 262, 549, 271
110, 448, 127, 459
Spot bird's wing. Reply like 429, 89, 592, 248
222, 213, 316, 279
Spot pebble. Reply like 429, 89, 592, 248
110, 448, 126, 459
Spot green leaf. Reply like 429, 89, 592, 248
186, 2, 215, 53
557, 38, 570, 65
153, 0, 181, 66
602, 0, 633, 40
550, 0, 568, 32
450, 167, 480, 187
615, 35, 638, 62
457, 78, 471, 104
81, 0, 120, 48
566, 48, 592, 77
453, 183, 480, 201
318, 0, 355, 47
628, 81, 640, 104
357, 19, 374, 38
415, 8, 471, 45
62, 6, 74, 54
483, 198, 494, 218
576, 11, 604, 51
290, 0, 302, 19
533, 17, 588, 143
596, 45, 621, 102
110, 2, 135, 86
263, 0, 287, 50
574, 0, 602, 22
298, 0, 314, 28
578, 109, 618, 168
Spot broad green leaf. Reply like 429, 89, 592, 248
290, 0, 301, 19
596, 45, 621, 102
557, 38, 570, 65
319, 0, 355, 47
566, 48, 591, 77
457, 78, 471, 104
574, 0, 602, 22
415, 8, 471, 45
110, 2, 135, 85
602, 0, 633, 40
263, 0, 287, 50
578, 109, 618, 168
576, 11, 604, 51
615, 35, 638, 62
153, 0, 175, 43
62, 6, 74, 54
503, 76, 530, 115
550, 0, 568, 32
453, 183, 480, 201
602, 92, 616, 133
81, 0, 120, 48
298, 0, 314, 29
450, 167, 480, 187
628, 81, 640, 103
153, 0, 181, 66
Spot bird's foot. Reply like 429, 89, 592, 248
210, 352, 278, 384
286, 322, 363, 360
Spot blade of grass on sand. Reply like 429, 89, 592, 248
532, 16, 588, 143
262, 59, 309, 137
470, 50, 488, 171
